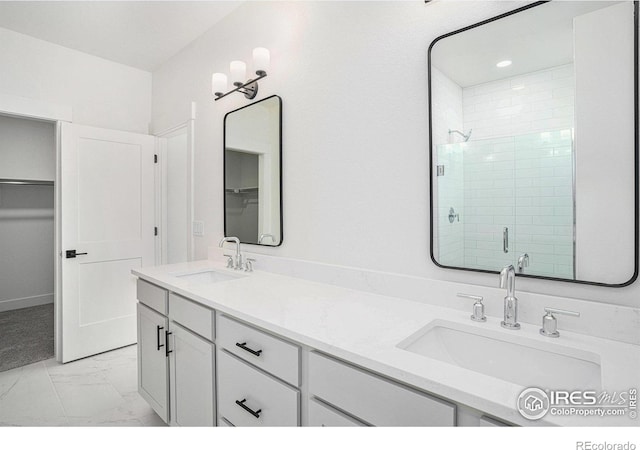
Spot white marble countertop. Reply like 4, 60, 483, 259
132, 260, 640, 427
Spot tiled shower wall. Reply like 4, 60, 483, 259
462, 64, 575, 139
461, 130, 574, 278
436, 64, 575, 278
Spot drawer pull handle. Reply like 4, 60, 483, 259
235, 399, 262, 418
165, 331, 173, 357
156, 326, 165, 351
235, 342, 263, 357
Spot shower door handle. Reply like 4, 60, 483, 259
503, 227, 509, 253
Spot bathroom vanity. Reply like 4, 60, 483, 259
132, 260, 639, 427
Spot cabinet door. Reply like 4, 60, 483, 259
169, 322, 215, 426
137, 303, 169, 423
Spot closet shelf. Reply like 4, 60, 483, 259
0, 178, 54, 186
225, 187, 258, 194
0, 209, 54, 220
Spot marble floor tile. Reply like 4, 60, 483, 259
1, 344, 164, 427
0, 361, 68, 426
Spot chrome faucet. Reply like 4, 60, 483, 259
499, 264, 520, 330
219, 236, 242, 270
517, 253, 530, 274
258, 233, 274, 244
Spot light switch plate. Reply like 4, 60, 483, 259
192, 220, 204, 237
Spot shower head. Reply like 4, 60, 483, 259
448, 128, 472, 142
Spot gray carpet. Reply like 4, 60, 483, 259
0, 303, 54, 372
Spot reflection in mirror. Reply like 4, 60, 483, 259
430, 1, 637, 286
224, 95, 282, 246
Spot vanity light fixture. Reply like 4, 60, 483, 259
496, 60, 512, 68
212, 47, 270, 101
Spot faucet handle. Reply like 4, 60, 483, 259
457, 293, 486, 322
223, 253, 234, 269
244, 258, 256, 273
540, 307, 580, 338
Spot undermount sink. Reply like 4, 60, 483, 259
398, 320, 602, 390
171, 269, 241, 284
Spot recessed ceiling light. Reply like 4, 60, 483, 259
496, 60, 512, 68
512, 85, 525, 91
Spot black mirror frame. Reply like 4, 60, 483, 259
427, 1, 639, 287
223, 94, 283, 247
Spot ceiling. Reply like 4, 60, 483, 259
0, 1, 244, 72
432, 1, 618, 87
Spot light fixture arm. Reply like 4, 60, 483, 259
214, 72, 267, 101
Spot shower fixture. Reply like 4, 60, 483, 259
448, 128, 472, 142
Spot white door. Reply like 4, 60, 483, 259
60, 122, 155, 362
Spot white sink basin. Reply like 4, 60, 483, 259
171, 269, 241, 284
398, 320, 602, 390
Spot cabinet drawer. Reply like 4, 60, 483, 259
480, 415, 511, 427
169, 293, 214, 341
218, 417, 234, 427
137, 279, 168, 315
217, 350, 299, 427
308, 352, 455, 426
217, 315, 300, 386
308, 398, 366, 427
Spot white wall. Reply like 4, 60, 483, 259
574, 2, 636, 284
152, 1, 639, 307
0, 27, 151, 133
431, 67, 464, 266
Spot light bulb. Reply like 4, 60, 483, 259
212, 73, 227, 96
253, 47, 270, 76
230, 61, 247, 86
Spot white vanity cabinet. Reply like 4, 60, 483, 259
134, 275, 505, 427
169, 322, 215, 426
308, 398, 367, 427
216, 315, 301, 426
308, 352, 456, 426
137, 302, 170, 423
136, 280, 216, 426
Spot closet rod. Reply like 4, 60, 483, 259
0, 178, 54, 186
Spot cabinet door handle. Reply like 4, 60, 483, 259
235, 342, 262, 357
165, 330, 173, 357
156, 326, 165, 351
235, 398, 262, 418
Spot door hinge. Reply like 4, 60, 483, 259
154, 227, 158, 236
154, 154, 158, 163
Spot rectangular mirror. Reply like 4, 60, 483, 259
224, 95, 282, 246
429, 1, 637, 286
